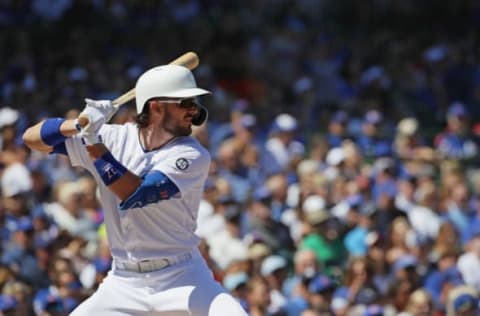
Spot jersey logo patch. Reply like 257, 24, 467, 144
175, 158, 189, 170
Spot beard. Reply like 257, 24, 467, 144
162, 110, 192, 137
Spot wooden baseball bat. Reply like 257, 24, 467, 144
77, 51, 199, 128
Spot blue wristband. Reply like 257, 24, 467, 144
94, 151, 128, 186
40, 118, 67, 146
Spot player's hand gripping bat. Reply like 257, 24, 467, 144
77, 51, 200, 128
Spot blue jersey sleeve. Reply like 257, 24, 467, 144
119, 170, 180, 210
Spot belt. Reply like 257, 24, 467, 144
114, 252, 193, 273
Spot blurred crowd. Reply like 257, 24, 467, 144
2, 1, 480, 315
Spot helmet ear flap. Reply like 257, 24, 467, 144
192, 106, 208, 126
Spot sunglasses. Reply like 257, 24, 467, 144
157, 98, 199, 109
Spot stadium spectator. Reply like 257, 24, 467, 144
262, 113, 305, 176
435, 102, 479, 163
356, 110, 392, 161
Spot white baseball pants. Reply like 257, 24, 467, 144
70, 251, 248, 316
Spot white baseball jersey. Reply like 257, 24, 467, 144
65, 122, 210, 261
66, 123, 248, 316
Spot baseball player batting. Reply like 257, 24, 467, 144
23, 62, 248, 315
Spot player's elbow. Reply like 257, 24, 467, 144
22, 125, 50, 152
22, 126, 37, 148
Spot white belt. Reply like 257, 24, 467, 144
114, 252, 193, 273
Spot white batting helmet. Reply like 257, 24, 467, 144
135, 64, 211, 114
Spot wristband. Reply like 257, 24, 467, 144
94, 151, 128, 186
40, 118, 66, 146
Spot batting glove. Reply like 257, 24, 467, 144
77, 98, 116, 144
85, 98, 117, 121
78, 122, 102, 145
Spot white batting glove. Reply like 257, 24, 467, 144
78, 122, 102, 145
77, 98, 114, 145
78, 101, 105, 133
83, 98, 117, 122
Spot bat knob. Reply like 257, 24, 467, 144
77, 115, 89, 129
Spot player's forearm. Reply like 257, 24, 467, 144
23, 118, 79, 152
86, 144, 142, 201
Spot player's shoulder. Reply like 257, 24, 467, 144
101, 122, 137, 131
174, 136, 209, 153
100, 122, 137, 136
172, 136, 211, 160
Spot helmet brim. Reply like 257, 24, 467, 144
159, 88, 211, 99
